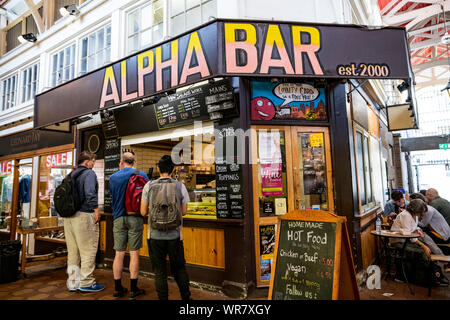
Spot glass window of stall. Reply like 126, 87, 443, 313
37, 151, 74, 219
0, 161, 14, 231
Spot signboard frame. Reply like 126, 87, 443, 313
268, 209, 359, 300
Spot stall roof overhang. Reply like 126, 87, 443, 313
401, 134, 450, 152
34, 18, 415, 129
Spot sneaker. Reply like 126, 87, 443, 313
113, 287, 128, 298
79, 283, 105, 292
129, 288, 146, 300
68, 286, 79, 292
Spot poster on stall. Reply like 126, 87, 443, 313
260, 224, 276, 281
251, 80, 327, 121
259, 131, 283, 196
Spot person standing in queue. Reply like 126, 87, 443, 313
109, 152, 149, 299
140, 155, 191, 300
64, 151, 104, 292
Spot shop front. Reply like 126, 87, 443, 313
34, 19, 415, 295
0, 128, 75, 260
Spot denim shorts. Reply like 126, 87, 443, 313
113, 215, 144, 252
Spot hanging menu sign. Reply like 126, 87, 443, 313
214, 118, 244, 219
154, 79, 236, 130
269, 210, 360, 300
100, 110, 119, 139
103, 138, 121, 213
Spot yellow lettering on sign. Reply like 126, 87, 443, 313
260, 24, 294, 74
224, 23, 258, 73
99, 66, 120, 109
292, 26, 323, 75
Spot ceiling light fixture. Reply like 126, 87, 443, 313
18, 33, 37, 44
59, 5, 80, 17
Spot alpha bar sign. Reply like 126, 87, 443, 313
35, 19, 413, 129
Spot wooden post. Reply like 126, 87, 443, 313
9, 160, 20, 241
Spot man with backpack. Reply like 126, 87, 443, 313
140, 155, 191, 300
109, 151, 149, 299
61, 151, 104, 292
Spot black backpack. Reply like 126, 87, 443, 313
54, 168, 87, 218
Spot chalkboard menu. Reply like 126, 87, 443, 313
113, 79, 237, 137
100, 110, 119, 139
154, 79, 236, 130
271, 219, 336, 300
269, 210, 360, 300
103, 138, 121, 213
214, 118, 244, 219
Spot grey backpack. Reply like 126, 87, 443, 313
148, 178, 182, 231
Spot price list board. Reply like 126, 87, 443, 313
269, 210, 360, 300
214, 118, 244, 219
271, 219, 336, 300
103, 138, 121, 213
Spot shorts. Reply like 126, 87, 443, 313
113, 215, 144, 252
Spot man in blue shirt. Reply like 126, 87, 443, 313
109, 152, 149, 299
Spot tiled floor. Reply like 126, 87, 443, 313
0, 262, 448, 300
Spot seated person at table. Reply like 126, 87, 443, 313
383, 190, 408, 219
390, 199, 448, 286
390, 199, 443, 256
410, 193, 450, 256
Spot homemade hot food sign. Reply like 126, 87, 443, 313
35, 20, 412, 129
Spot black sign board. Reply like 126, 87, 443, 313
269, 210, 359, 300
100, 110, 119, 139
0, 129, 74, 157
113, 79, 237, 137
103, 138, 121, 213
214, 118, 244, 219
35, 19, 413, 130
271, 219, 336, 300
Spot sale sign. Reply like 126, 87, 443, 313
0, 161, 13, 175
45, 152, 72, 168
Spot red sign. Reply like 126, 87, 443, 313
45, 153, 69, 168
0, 161, 13, 175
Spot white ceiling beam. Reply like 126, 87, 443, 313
386, 0, 409, 17
382, 1, 450, 26
410, 37, 446, 50
24, 0, 44, 34
413, 58, 450, 72
380, 0, 402, 16
408, 22, 445, 36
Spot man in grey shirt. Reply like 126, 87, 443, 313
411, 193, 450, 255
140, 155, 191, 300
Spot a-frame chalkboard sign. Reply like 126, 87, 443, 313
268, 210, 359, 300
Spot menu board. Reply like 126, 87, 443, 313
214, 118, 244, 219
155, 79, 236, 130
103, 138, 121, 213
271, 219, 336, 300
100, 110, 119, 139
269, 210, 360, 300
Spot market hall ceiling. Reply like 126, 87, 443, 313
378, 0, 450, 90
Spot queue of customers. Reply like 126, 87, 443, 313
382, 188, 450, 285
61, 151, 191, 300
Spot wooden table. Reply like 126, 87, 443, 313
371, 230, 420, 295
16, 226, 67, 276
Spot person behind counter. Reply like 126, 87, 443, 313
140, 155, 191, 300
109, 152, 149, 299
383, 190, 408, 219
